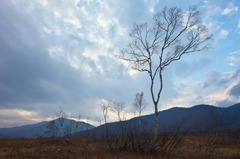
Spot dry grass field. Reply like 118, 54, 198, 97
0, 136, 239, 159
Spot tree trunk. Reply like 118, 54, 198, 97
150, 102, 159, 152
154, 102, 159, 140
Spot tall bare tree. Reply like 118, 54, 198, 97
120, 7, 212, 151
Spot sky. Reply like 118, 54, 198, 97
0, 0, 240, 128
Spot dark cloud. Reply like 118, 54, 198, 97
215, 99, 237, 107
203, 69, 240, 89
229, 82, 240, 98
202, 72, 221, 89
0, 1, 145, 121
0, 1, 87, 112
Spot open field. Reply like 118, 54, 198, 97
0, 136, 239, 159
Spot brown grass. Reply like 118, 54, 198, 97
0, 136, 239, 159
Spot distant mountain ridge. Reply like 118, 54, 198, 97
75, 103, 240, 137
0, 118, 95, 138
1, 103, 239, 139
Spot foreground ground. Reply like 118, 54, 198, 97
0, 136, 239, 159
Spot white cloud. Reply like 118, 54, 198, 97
0, 109, 45, 128
1, 0, 240, 128
219, 29, 229, 38
238, 19, 240, 29
221, 2, 238, 15
165, 69, 240, 108
203, 1, 222, 15
227, 50, 240, 67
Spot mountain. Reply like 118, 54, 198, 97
0, 118, 95, 138
75, 103, 240, 137
1, 103, 239, 139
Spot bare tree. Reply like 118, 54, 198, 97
100, 99, 112, 126
99, 99, 125, 150
95, 116, 103, 126
45, 107, 83, 145
120, 7, 212, 151
99, 99, 112, 147
56, 107, 67, 134
133, 92, 147, 117
45, 107, 67, 138
111, 101, 126, 122
45, 120, 59, 138
111, 101, 127, 136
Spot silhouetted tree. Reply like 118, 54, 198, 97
45, 107, 83, 145
99, 99, 113, 149
133, 92, 147, 117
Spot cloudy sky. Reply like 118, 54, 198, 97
0, 0, 240, 128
